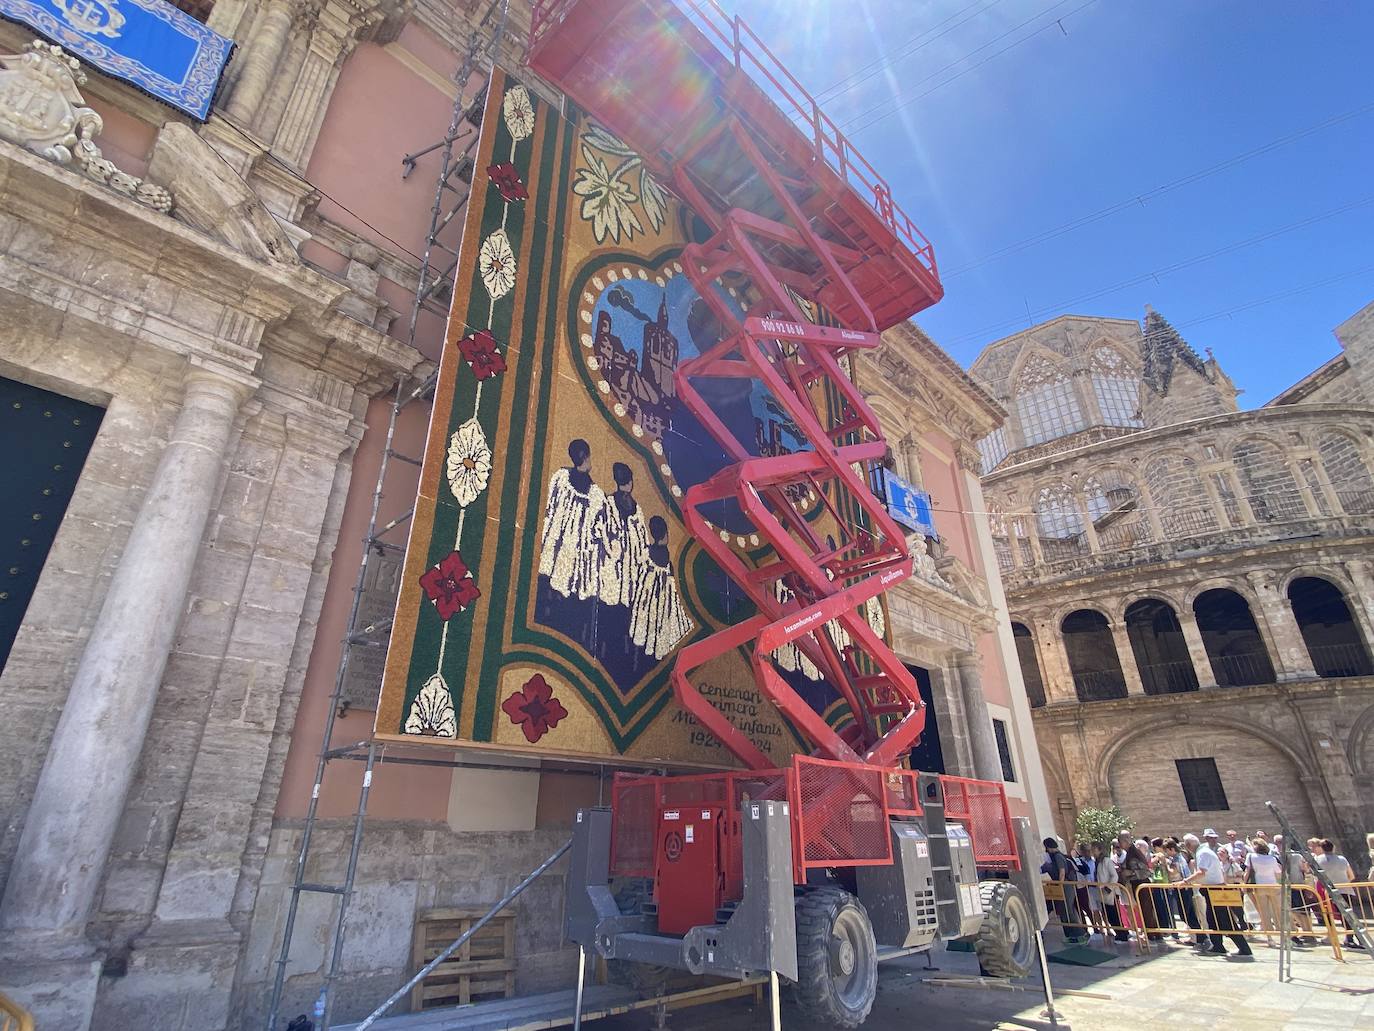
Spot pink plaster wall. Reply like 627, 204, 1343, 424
85, 97, 158, 178
276, 396, 441, 821
305, 37, 459, 265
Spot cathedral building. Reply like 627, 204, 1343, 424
970, 302, 1374, 851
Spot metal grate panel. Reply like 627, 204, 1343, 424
795, 757, 891, 868
939, 775, 1019, 869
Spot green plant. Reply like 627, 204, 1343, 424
1074, 805, 1133, 847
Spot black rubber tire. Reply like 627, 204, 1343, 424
606, 878, 671, 996
974, 880, 1035, 978
791, 887, 878, 1028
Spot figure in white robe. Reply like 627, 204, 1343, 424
630, 516, 694, 660
595, 462, 649, 608
538, 438, 605, 600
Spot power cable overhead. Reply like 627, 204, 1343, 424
804, 0, 1009, 107
943, 193, 1374, 347
840, 0, 1098, 135
944, 100, 1374, 278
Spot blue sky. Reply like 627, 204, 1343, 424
720, 0, 1374, 406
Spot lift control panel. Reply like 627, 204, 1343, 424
655, 805, 726, 934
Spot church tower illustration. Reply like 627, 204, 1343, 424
641, 296, 677, 403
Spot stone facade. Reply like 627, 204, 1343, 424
971, 306, 1374, 852
0, 4, 1047, 1028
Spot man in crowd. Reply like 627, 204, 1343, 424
1183, 828, 1253, 958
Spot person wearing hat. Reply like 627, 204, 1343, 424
1183, 828, 1253, 957
1040, 837, 1088, 944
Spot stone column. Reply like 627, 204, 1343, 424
226, 0, 297, 126
1342, 559, 1374, 650
1244, 570, 1316, 682
1073, 494, 1100, 554
271, 0, 382, 167
1225, 469, 1258, 526
1286, 458, 1323, 518
955, 652, 1004, 783
1034, 616, 1074, 703
0, 365, 254, 938
1176, 606, 1219, 689
1109, 620, 1146, 695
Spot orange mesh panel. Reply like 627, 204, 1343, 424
796, 759, 891, 866
938, 775, 1019, 868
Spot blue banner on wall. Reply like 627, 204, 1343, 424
877, 467, 935, 537
0, 0, 233, 120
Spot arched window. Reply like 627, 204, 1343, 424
1144, 452, 1218, 538
1233, 438, 1305, 523
1014, 354, 1084, 446
978, 426, 1009, 472
1061, 609, 1127, 701
1083, 472, 1150, 549
1090, 347, 1143, 428
1192, 589, 1275, 687
1124, 599, 1199, 695
1011, 622, 1046, 708
1317, 432, 1374, 515
1287, 577, 1374, 677
1033, 483, 1085, 561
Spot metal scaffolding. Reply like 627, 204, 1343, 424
264, 3, 511, 1027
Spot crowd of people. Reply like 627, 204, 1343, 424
1040, 828, 1374, 958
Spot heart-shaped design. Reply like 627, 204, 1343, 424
572, 254, 817, 541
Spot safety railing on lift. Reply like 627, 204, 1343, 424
526, 0, 938, 277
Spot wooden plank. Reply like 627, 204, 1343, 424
411, 910, 518, 1012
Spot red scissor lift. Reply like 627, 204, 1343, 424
530, 3, 1040, 1024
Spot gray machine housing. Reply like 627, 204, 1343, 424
564, 802, 798, 982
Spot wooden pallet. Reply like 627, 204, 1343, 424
410, 908, 517, 1011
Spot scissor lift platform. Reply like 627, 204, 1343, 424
528, 0, 943, 331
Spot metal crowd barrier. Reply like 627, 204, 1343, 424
1039, 880, 1347, 959
1039, 879, 1150, 955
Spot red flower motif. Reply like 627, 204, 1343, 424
487, 162, 529, 203
501, 673, 569, 743
419, 551, 481, 621
458, 329, 508, 380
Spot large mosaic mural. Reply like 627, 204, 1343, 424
376, 70, 884, 767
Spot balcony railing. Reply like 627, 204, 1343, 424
1071, 669, 1127, 702
1138, 659, 1200, 695
1210, 651, 1276, 688
528, 0, 938, 277
1307, 641, 1374, 678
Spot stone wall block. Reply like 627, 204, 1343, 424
90, 941, 238, 1031
237, 555, 315, 615
8, 220, 95, 278
96, 858, 164, 918
339, 880, 418, 974
166, 290, 229, 338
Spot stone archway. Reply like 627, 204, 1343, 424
1102, 718, 1319, 840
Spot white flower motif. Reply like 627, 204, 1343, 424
572, 143, 643, 244
502, 85, 535, 141
405, 673, 457, 737
639, 166, 668, 233
479, 229, 516, 300
582, 121, 637, 157
445, 418, 491, 508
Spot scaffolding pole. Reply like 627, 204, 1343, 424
264, 4, 510, 1028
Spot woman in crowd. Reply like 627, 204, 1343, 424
1244, 840, 1282, 946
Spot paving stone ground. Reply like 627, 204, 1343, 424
598, 931, 1374, 1031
